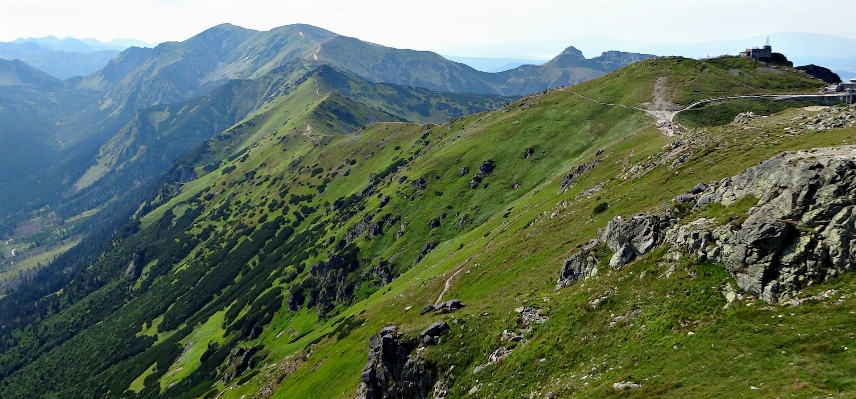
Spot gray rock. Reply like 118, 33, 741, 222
613, 381, 641, 390
420, 321, 450, 340
733, 111, 757, 124
556, 239, 600, 289
669, 146, 856, 302
558, 161, 599, 194
690, 182, 708, 194
421, 242, 437, 255
221, 346, 259, 383
598, 213, 671, 260
357, 326, 438, 399
478, 160, 496, 174
523, 147, 534, 158
609, 243, 637, 268
412, 177, 428, 190
674, 193, 696, 203
419, 304, 436, 315
562, 145, 856, 303
434, 299, 465, 313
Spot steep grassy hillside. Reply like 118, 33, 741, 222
0, 56, 849, 399
0, 21, 643, 239
0, 63, 512, 286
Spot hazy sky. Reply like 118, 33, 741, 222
1, 0, 854, 58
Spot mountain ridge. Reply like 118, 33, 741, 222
0, 54, 849, 399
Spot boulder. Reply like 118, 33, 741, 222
556, 239, 600, 289
598, 213, 672, 266
356, 326, 437, 399
613, 381, 641, 390
522, 147, 534, 159
609, 243, 637, 268
435, 299, 464, 313
478, 160, 496, 174
411, 177, 427, 190
420, 321, 450, 340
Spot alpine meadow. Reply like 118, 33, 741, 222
1, 9, 856, 399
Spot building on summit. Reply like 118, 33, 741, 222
739, 37, 773, 61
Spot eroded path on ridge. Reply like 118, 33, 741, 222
564, 75, 841, 137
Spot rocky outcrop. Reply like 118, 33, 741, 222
556, 239, 601, 289
346, 214, 383, 243
796, 64, 842, 84
558, 145, 856, 303
222, 346, 260, 383
470, 160, 496, 189
356, 326, 438, 399
668, 146, 856, 302
558, 160, 599, 194
733, 111, 757, 124
420, 321, 450, 345
411, 177, 428, 190
598, 213, 673, 268
789, 105, 856, 134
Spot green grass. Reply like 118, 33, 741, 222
160, 311, 228, 390
675, 98, 816, 128
4, 55, 852, 399
128, 363, 157, 393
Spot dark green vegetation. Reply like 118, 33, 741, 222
0, 22, 650, 288
1, 48, 853, 399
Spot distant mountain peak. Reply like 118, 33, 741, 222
555, 46, 586, 60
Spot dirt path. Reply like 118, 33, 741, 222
433, 200, 542, 304
567, 77, 833, 137
436, 267, 465, 304
567, 88, 680, 137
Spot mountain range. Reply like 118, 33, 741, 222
0, 22, 852, 399
0, 22, 654, 236
0, 35, 155, 79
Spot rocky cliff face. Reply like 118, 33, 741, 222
558, 146, 856, 303
356, 326, 438, 399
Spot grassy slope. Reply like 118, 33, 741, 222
251, 117, 855, 398
214, 59, 848, 398
3, 57, 851, 398
152, 58, 853, 398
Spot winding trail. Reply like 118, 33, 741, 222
436, 267, 465, 304
565, 86, 845, 137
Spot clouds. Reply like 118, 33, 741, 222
1, 1, 853, 56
